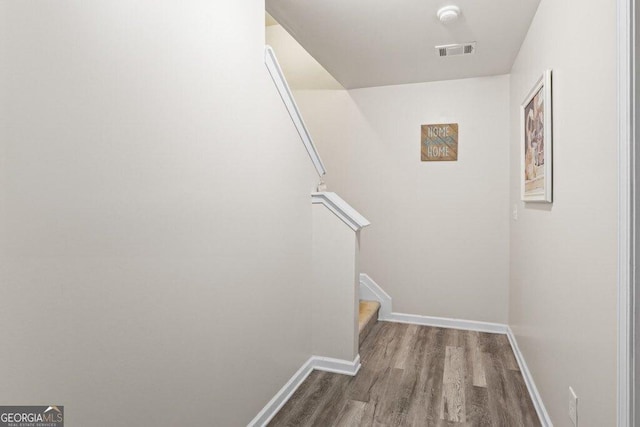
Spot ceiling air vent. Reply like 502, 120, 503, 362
436, 42, 476, 57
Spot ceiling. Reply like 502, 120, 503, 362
266, 0, 541, 89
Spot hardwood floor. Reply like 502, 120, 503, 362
268, 322, 540, 426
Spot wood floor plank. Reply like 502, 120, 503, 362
485, 338, 541, 427
466, 330, 487, 387
359, 321, 387, 362
270, 323, 540, 427
394, 324, 420, 369
306, 373, 353, 426
440, 346, 466, 423
496, 333, 520, 371
267, 370, 323, 426
478, 331, 500, 354
406, 327, 445, 426
459, 330, 489, 426
509, 369, 542, 426
482, 350, 513, 427
440, 327, 466, 423
467, 385, 491, 426
491, 339, 540, 426
424, 328, 447, 425
434, 420, 471, 427
346, 323, 405, 403
445, 327, 463, 347
333, 400, 367, 426
268, 371, 336, 426
372, 367, 406, 425
392, 325, 430, 426
357, 400, 380, 425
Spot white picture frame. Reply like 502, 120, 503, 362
521, 69, 552, 202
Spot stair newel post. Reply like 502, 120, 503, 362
311, 192, 370, 362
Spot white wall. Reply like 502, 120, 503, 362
297, 75, 511, 323
508, 0, 618, 425
0, 1, 318, 425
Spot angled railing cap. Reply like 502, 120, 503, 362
311, 192, 371, 232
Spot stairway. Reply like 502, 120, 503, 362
358, 300, 380, 346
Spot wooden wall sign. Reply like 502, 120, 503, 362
421, 123, 458, 161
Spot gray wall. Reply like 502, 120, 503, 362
508, 0, 618, 424
0, 1, 317, 425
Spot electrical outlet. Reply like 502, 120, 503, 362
512, 204, 518, 220
569, 387, 578, 426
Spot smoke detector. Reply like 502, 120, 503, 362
435, 42, 476, 57
437, 5, 460, 23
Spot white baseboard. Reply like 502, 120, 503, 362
247, 354, 360, 427
506, 327, 553, 427
381, 312, 509, 334
313, 354, 361, 376
359, 273, 393, 319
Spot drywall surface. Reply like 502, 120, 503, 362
312, 205, 359, 361
266, 24, 343, 90
0, 1, 317, 425
296, 75, 510, 323
508, 0, 618, 424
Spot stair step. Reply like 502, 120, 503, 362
359, 300, 380, 346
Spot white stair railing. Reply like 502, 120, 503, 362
265, 45, 327, 177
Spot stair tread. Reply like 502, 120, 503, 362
358, 300, 380, 332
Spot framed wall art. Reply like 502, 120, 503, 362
421, 123, 458, 161
521, 69, 552, 202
